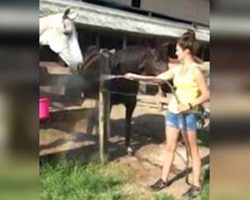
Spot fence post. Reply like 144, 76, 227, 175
99, 50, 110, 163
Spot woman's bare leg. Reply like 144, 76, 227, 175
161, 126, 180, 182
186, 130, 201, 187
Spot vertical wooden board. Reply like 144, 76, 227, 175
98, 50, 110, 163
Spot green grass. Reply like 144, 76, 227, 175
199, 166, 210, 200
41, 160, 127, 200
197, 127, 209, 147
41, 160, 209, 200
153, 193, 176, 200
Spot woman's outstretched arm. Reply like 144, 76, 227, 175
124, 69, 174, 83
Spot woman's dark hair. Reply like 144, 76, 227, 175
177, 29, 199, 55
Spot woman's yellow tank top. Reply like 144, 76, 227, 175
168, 63, 201, 114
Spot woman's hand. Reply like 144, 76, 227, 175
177, 103, 191, 113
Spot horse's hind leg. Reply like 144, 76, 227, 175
125, 98, 136, 155
86, 99, 99, 135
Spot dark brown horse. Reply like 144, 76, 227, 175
81, 44, 169, 153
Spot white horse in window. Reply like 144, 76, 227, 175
40, 8, 83, 73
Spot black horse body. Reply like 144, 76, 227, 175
81, 45, 170, 153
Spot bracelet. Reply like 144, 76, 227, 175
188, 103, 193, 109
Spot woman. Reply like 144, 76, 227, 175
124, 30, 209, 198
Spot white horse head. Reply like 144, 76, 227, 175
40, 8, 83, 73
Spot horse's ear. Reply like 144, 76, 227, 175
68, 11, 78, 20
138, 58, 147, 73
63, 8, 71, 19
63, 8, 78, 20
109, 49, 116, 54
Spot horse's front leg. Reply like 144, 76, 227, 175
125, 98, 136, 155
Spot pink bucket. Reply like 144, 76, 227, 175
39, 97, 50, 121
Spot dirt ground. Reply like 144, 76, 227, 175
40, 97, 209, 198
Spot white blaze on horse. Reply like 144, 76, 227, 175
39, 8, 84, 73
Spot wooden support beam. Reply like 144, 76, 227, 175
98, 51, 110, 163
39, 61, 84, 87
122, 36, 127, 49
95, 35, 100, 48
40, 62, 71, 74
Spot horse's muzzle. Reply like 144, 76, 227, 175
77, 63, 84, 73
68, 63, 83, 74
77, 63, 82, 72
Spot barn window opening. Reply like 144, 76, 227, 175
132, 0, 141, 8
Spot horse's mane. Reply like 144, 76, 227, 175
82, 44, 169, 75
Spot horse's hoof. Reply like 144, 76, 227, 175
126, 147, 134, 156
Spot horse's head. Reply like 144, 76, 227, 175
138, 44, 169, 75
40, 8, 84, 73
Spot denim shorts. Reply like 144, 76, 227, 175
165, 112, 199, 132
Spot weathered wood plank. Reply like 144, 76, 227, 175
40, 61, 71, 74
99, 51, 110, 163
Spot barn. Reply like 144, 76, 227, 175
40, 0, 210, 62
